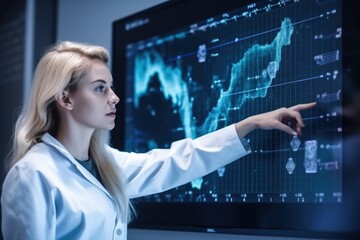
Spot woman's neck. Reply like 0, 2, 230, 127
55, 122, 94, 161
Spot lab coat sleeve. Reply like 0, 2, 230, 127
109, 124, 251, 199
1, 163, 56, 240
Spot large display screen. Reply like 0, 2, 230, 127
112, 0, 359, 238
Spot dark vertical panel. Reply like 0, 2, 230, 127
33, 0, 57, 64
0, 0, 26, 182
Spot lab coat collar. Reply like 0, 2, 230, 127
41, 133, 114, 200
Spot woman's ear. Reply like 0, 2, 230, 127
55, 90, 73, 111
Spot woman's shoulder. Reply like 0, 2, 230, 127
9, 142, 67, 176
2, 143, 55, 190
105, 144, 130, 158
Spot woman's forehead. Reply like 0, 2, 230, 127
81, 60, 113, 84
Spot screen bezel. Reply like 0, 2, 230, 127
111, 0, 360, 238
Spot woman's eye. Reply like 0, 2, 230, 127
95, 85, 105, 92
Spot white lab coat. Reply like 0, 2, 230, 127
1, 124, 250, 240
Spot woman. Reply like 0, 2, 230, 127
1, 41, 316, 240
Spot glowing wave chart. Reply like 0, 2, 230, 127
123, 0, 342, 204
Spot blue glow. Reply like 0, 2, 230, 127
134, 18, 293, 139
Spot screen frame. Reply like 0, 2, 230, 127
111, 0, 360, 238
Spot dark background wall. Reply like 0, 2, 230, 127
0, 0, 57, 178
0, 0, 26, 187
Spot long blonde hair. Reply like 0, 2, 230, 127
7, 41, 133, 222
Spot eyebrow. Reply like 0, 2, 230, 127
90, 79, 113, 85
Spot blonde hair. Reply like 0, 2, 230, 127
7, 41, 133, 222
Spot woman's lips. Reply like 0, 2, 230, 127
106, 111, 116, 117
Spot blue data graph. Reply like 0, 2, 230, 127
123, 0, 342, 203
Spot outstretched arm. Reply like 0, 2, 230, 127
235, 102, 317, 138
114, 102, 316, 198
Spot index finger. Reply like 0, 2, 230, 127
289, 102, 317, 112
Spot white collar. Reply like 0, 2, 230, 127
41, 133, 113, 199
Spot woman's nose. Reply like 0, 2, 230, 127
109, 89, 120, 105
